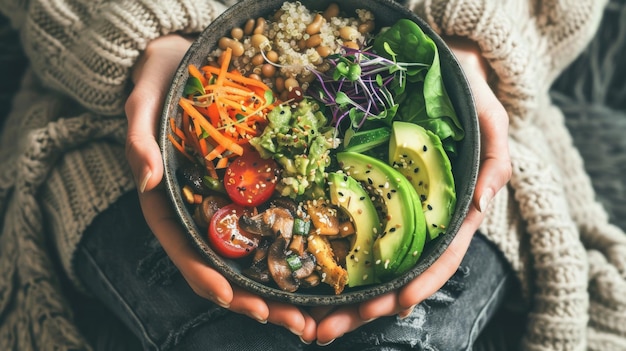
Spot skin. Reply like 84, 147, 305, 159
125, 33, 511, 345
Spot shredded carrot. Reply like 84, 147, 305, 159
168, 44, 282, 174
169, 117, 186, 140
215, 47, 232, 87
202, 65, 272, 91
167, 134, 195, 163
188, 64, 208, 87
204, 157, 219, 179
179, 97, 244, 156
215, 157, 229, 169
206, 144, 227, 161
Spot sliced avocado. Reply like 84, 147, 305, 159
336, 151, 417, 281
390, 178, 427, 276
389, 121, 456, 241
328, 172, 381, 287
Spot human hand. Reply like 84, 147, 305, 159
311, 36, 512, 345
124, 34, 317, 343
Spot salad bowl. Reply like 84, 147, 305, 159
160, 0, 479, 306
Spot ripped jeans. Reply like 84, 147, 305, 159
75, 191, 513, 351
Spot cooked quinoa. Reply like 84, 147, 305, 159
209, 1, 376, 98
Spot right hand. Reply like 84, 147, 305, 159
311, 35, 512, 345
124, 34, 317, 343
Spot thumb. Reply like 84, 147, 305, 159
124, 35, 192, 192
125, 85, 166, 193
467, 71, 511, 213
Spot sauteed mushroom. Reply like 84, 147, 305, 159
267, 236, 299, 292
239, 207, 294, 239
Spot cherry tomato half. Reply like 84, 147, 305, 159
223, 148, 278, 207
208, 203, 259, 259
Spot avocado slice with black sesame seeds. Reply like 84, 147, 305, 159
336, 151, 418, 281
328, 172, 381, 287
389, 121, 456, 241
390, 177, 427, 277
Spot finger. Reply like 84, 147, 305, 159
124, 63, 172, 192
266, 301, 309, 339
358, 291, 399, 321
300, 311, 318, 345
125, 89, 165, 193
228, 287, 270, 324
397, 206, 483, 308
125, 36, 192, 193
308, 305, 336, 321
315, 305, 365, 345
468, 73, 511, 212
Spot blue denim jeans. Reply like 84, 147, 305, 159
75, 191, 513, 351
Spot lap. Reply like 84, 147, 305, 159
75, 191, 513, 351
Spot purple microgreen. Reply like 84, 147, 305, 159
307, 45, 421, 133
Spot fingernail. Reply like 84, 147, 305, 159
249, 312, 267, 324
288, 326, 303, 336
316, 338, 336, 347
298, 336, 312, 345
139, 170, 152, 193
214, 296, 230, 309
399, 305, 415, 320
478, 188, 494, 213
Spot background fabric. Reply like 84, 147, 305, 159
0, 0, 625, 349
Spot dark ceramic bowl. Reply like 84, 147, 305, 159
160, 0, 479, 306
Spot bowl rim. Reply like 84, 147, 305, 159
159, 0, 480, 306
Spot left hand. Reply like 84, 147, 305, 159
124, 34, 317, 343
311, 36, 512, 345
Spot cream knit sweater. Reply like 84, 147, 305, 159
0, 0, 624, 350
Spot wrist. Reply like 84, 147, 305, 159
443, 36, 490, 81
132, 34, 195, 84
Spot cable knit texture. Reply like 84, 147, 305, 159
0, 0, 625, 350
0, 0, 227, 349
410, 0, 626, 349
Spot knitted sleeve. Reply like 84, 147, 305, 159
408, 1, 626, 350
1, 0, 228, 116
407, 0, 607, 124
